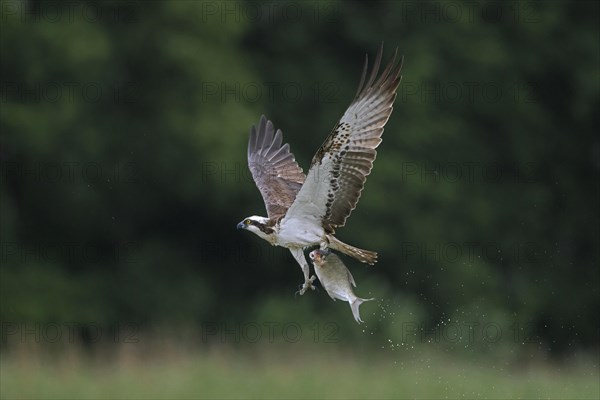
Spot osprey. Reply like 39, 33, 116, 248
237, 44, 403, 294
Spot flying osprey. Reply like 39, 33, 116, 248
237, 44, 403, 294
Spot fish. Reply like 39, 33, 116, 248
309, 249, 375, 324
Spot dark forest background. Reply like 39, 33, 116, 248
1, 0, 598, 356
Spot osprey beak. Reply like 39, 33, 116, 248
236, 222, 245, 230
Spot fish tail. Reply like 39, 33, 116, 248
327, 235, 378, 265
350, 297, 375, 324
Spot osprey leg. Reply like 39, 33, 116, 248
290, 248, 316, 295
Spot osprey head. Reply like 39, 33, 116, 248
237, 216, 274, 241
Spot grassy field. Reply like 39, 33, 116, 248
1, 341, 598, 399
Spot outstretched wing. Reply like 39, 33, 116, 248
247, 115, 306, 219
283, 44, 403, 233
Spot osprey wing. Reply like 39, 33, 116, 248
248, 115, 306, 219
283, 44, 403, 233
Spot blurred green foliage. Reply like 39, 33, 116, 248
1, 0, 598, 354
2, 344, 599, 399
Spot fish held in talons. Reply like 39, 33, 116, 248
309, 249, 375, 324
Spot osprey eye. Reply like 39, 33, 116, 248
245, 219, 253, 225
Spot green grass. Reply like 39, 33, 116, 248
1, 343, 598, 399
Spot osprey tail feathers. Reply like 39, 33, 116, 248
326, 235, 378, 265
